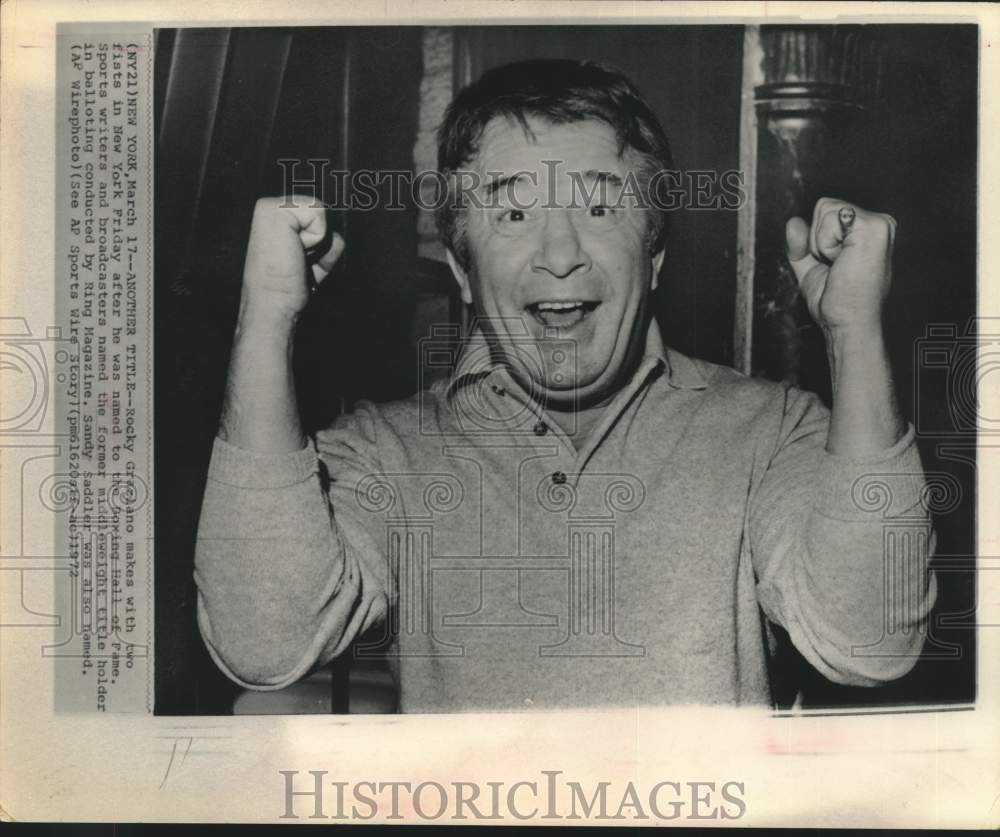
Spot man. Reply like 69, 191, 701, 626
195, 59, 935, 711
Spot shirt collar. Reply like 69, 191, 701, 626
445, 316, 708, 400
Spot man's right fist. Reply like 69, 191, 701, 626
241, 197, 346, 317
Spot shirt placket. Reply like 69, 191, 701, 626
481, 368, 580, 488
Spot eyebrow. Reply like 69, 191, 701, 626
483, 169, 624, 198
578, 169, 624, 186
484, 172, 532, 198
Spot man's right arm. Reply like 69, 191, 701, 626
193, 198, 385, 690
220, 197, 344, 453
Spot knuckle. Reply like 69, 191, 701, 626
874, 215, 894, 234
253, 196, 278, 216
861, 215, 895, 244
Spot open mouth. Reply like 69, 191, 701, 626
525, 300, 600, 329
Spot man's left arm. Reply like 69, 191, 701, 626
787, 197, 907, 457
753, 198, 937, 686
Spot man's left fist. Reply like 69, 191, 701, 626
785, 197, 897, 332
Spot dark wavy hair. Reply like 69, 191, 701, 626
435, 58, 674, 268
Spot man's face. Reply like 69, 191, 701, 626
447, 116, 664, 408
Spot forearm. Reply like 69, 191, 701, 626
824, 321, 907, 457
195, 441, 341, 685
219, 294, 306, 453
812, 324, 932, 679
752, 384, 934, 685
757, 434, 936, 684
194, 436, 386, 689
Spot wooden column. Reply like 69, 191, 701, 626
748, 26, 886, 401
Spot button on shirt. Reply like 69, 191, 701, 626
194, 320, 936, 711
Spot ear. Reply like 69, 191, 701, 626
445, 248, 473, 305
650, 249, 665, 292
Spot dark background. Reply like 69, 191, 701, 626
154, 25, 978, 714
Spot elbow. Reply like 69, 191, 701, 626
196, 594, 316, 690
819, 637, 926, 686
791, 514, 938, 686
192, 545, 318, 689
192, 526, 348, 690
790, 569, 938, 687
193, 553, 378, 691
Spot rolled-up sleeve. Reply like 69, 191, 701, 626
194, 404, 390, 691
750, 387, 937, 686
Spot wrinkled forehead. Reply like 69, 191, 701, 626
472, 115, 632, 177
468, 115, 640, 202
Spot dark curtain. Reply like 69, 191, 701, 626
154, 26, 423, 714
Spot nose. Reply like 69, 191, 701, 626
532, 209, 591, 279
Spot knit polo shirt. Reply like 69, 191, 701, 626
194, 319, 935, 711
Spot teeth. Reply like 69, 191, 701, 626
535, 301, 584, 311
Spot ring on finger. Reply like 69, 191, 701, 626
838, 206, 856, 237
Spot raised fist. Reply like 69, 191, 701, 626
786, 197, 897, 333
241, 196, 345, 318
